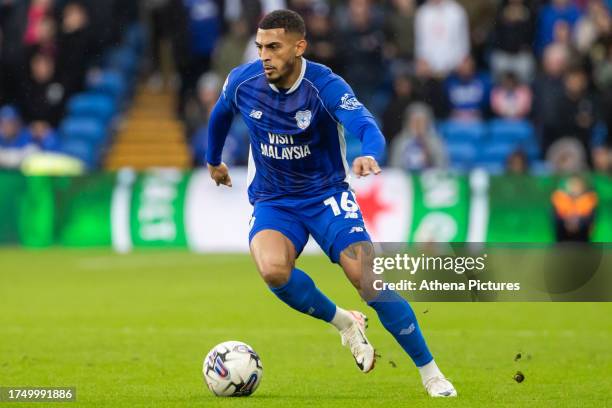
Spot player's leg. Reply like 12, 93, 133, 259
249, 203, 338, 324
249, 203, 375, 371
338, 241, 457, 397
301, 191, 378, 373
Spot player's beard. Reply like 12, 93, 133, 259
266, 58, 295, 85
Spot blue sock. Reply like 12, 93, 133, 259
269, 268, 336, 322
368, 290, 433, 367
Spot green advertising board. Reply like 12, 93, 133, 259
0, 169, 610, 249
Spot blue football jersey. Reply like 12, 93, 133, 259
207, 57, 385, 204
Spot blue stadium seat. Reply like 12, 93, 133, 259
60, 117, 107, 144
124, 23, 146, 55
67, 93, 117, 124
488, 119, 534, 143
60, 139, 96, 168
438, 120, 487, 143
479, 142, 519, 163
446, 141, 477, 168
103, 47, 138, 77
87, 71, 127, 102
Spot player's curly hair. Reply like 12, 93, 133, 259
258, 9, 306, 37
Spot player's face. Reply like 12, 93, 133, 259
255, 28, 306, 85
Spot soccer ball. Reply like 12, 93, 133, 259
203, 341, 263, 397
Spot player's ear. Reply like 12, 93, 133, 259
295, 39, 307, 58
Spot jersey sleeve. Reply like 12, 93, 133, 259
206, 71, 238, 166
318, 74, 386, 162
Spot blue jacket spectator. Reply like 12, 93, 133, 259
0, 105, 37, 169
184, 0, 221, 57
30, 121, 61, 151
0, 106, 33, 148
445, 56, 491, 121
535, 0, 582, 56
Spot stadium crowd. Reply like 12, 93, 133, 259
0, 0, 139, 169
1, 0, 612, 175
178, 0, 612, 175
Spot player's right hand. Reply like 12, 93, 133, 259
208, 162, 232, 187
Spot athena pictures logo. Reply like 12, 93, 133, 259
339, 93, 363, 110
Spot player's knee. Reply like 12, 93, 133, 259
255, 253, 293, 287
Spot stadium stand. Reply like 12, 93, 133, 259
1, 0, 611, 175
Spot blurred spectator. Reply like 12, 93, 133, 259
30, 120, 60, 151
415, 0, 469, 76
505, 149, 529, 174
304, 9, 340, 74
444, 55, 490, 121
143, 0, 172, 89
288, 0, 319, 16
490, 71, 533, 120
56, 1, 94, 98
457, 0, 497, 68
574, 0, 611, 54
0, 105, 36, 168
383, 0, 415, 62
184, 71, 221, 137
489, 0, 536, 82
337, 0, 386, 111
178, 0, 223, 117
546, 137, 588, 173
388, 103, 447, 171
545, 66, 598, 158
19, 51, 66, 127
1, 1, 30, 106
535, 0, 582, 56
552, 175, 598, 242
212, 18, 251, 81
382, 72, 416, 145
534, 44, 569, 149
27, 15, 56, 57
549, 19, 581, 62
593, 86, 612, 174
592, 145, 612, 172
593, 39, 612, 90
413, 59, 449, 118
23, 0, 53, 48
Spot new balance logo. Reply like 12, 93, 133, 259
349, 226, 364, 233
249, 109, 263, 119
399, 323, 415, 335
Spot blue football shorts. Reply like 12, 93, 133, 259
248, 189, 371, 263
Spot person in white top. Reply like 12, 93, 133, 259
414, 0, 470, 76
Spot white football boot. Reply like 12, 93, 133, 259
424, 376, 457, 397
339, 311, 376, 373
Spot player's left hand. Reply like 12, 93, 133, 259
352, 156, 381, 178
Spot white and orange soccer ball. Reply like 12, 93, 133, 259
203, 341, 263, 397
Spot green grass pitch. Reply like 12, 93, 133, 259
1, 249, 611, 407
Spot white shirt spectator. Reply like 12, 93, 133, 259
415, 0, 469, 75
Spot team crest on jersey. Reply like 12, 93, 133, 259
294, 110, 312, 130
339, 93, 363, 110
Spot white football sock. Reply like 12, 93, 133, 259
418, 359, 444, 385
330, 307, 354, 331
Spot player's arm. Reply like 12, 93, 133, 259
320, 75, 385, 177
206, 77, 236, 187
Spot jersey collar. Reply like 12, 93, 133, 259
268, 57, 307, 95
